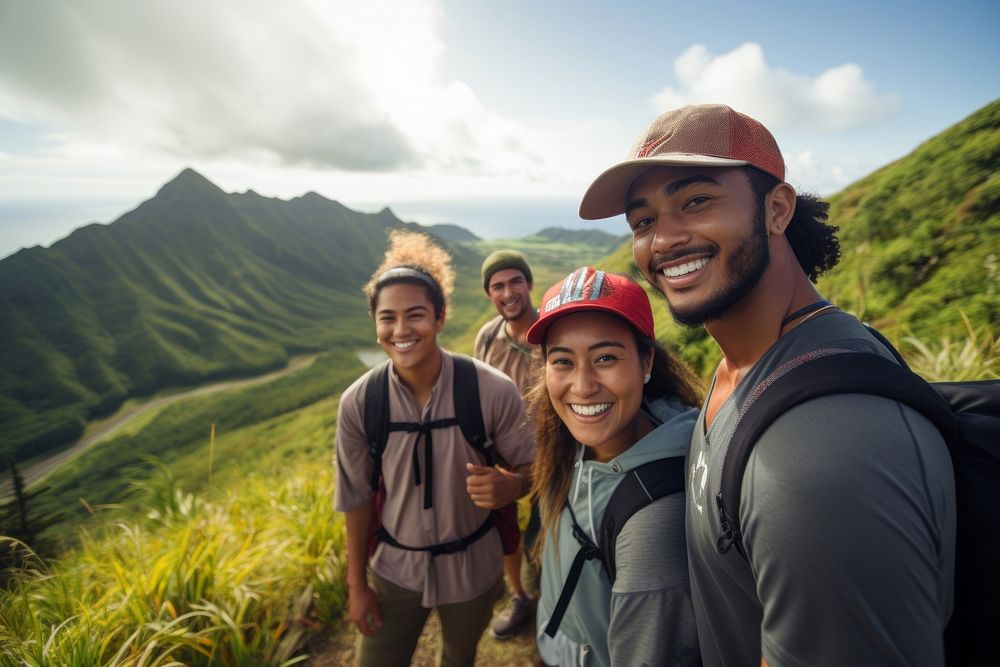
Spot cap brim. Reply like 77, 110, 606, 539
578, 154, 748, 220
525, 300, 652, 345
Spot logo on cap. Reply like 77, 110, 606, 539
544, 268, 607, 313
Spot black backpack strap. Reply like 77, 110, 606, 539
716, 350, 957, 560
544, 503, 601, 638
545, 456, 686, 638
363, 360, 392, 492
376, 514, 495, 556
599, 456, 686, 581
452, 355, 493, 465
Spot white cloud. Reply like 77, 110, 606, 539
652, 43, 899, 133
0, 0, 541, 176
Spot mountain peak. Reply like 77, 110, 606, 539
155, 168, 225, 198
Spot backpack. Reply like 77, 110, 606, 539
544, 455, 686, 637
715, 334, 1000, 666
362, 355, 497, 557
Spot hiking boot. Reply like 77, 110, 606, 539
490, 595, 536, 639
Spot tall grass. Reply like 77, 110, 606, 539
902, 315, 1000, 382
0, 461, 345, 665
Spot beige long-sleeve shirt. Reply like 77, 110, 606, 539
335, 350, 533, 607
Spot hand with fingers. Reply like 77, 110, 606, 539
465, 462, 526, 509
347, 583, 383, 636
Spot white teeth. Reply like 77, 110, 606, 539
662, 257, 709, 278
570, 403, 611, 416
394, 340, 417, 350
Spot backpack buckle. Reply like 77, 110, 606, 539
715, 492, 737, 555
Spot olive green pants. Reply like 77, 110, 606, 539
355, 572, 504, 667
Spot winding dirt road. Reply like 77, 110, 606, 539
0, 355, 318, 498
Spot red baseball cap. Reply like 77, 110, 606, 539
579, 104, 785, 220
526, 267, 654, 344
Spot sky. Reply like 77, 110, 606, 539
0, 0, 997, 258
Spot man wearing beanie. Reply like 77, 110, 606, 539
579, 104, 956, 666
474, 249, 541, 640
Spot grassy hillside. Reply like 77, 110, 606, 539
818, 98, 1000, 339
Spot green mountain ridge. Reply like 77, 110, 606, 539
424, 223, 481, 242
528, 226, 628, 250
0, 169, 482, 464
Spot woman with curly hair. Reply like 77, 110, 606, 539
527, 267, 702, 666
334, 230, 534, 666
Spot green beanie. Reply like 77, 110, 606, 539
481, 250, 533, 292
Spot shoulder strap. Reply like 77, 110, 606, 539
599, 456, 686, 581
476, 316, 506, 360
451, 355, 493, 464
544, 503, 601, 638
716, 351, 956, 560
363, 361, 393, 492
544, 456, 686, 639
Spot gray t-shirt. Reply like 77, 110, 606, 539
611, 494, 701, 666
686, 311, 955, 666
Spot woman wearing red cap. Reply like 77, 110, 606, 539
527, 267, 702, 666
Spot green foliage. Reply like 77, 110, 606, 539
820, 98, 1000, 340
0, 461, 343, 665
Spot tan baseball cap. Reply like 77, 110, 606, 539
579, 104, 785, 220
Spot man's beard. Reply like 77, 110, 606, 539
656, 207, 770, 327
502, 299, 527, 322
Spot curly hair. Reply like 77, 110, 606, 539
744, 167, 842, 281
365, 230, 455, 318
526, 326, 702, 555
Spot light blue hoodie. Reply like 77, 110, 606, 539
536, 396, 698, 666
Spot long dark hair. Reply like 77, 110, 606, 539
526, 326, 702, 548
744, 166, 841, 281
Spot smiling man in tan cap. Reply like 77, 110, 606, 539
580, 104, 956, 666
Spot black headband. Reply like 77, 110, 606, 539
376, 266, 440, 292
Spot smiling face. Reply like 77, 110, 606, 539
626, 166, 770, 327
487, 268, 533, 322
374, 282, 445, 375
544, 310, 653, 462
